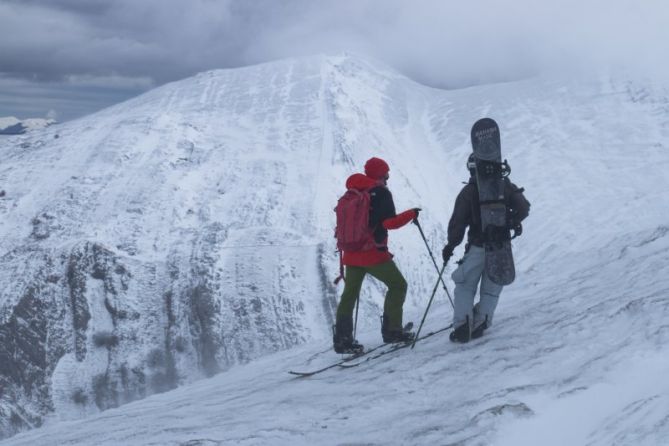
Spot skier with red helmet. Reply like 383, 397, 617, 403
333, 157, 420, 353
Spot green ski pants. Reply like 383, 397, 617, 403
336, 260, 408, 330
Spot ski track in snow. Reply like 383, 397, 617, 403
1, 55, 669, 445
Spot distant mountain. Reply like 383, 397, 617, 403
0, 117, 56, 135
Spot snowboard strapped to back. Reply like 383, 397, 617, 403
471, 117, 516, 285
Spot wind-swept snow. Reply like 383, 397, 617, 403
1, 55, 669, 444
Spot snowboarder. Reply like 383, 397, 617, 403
442, 153, 530, 342
333, 157, 419, 353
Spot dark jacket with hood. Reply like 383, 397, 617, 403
446, 177, 530, 249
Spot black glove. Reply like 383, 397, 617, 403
442, 244, 454, 264
411, 208, 422, 224
510, 222, 522, 238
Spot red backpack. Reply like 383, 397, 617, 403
333, 186, 384, 283
334, 188, 376, 253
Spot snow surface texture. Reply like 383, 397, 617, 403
1, 54, 669, 445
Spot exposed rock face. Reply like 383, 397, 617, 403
0, 234, 327, 439
0, 276, 51, 437
0, 243, 134, 436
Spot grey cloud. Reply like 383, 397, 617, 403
1, 0, 669, 120
1, 0, 237, 82
0, 75, 149, 121
4, 0, 669, 84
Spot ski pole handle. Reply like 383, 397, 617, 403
411, 211, 421, 226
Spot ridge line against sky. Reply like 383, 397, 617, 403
1, 0, 668, 122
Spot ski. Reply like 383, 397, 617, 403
338, 324, 453, 369
289, 322, 414, 378
288, 341, 390, 377
288, 324, 451, 377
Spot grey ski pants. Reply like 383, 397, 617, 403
451, 245, 503, 330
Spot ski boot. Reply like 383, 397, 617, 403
332, 317, 363, 354
381, 314, 415, 344
449, 316, 471, 343
471, 315, 488, 340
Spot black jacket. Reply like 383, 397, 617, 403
369, 186, 395, 247
447, 177, 530, 248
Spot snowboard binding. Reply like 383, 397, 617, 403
476, 159, 511, 178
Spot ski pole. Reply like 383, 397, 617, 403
412, 262, 447, 349
413, 219, 454, 309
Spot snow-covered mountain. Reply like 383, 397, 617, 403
1, 54, 668, 445
0, 117, 56, 135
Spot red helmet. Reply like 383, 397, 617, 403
364, 157, 390, 180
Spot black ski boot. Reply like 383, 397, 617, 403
333, 317, 363, 354
381, 314, 415, 344
449, 316, 471, 343
471, 315, 488, 340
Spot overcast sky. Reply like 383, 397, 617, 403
1, 0, 668, 121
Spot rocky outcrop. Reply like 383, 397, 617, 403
0, 230, 322, 440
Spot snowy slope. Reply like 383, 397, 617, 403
2, 54, 669, 444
